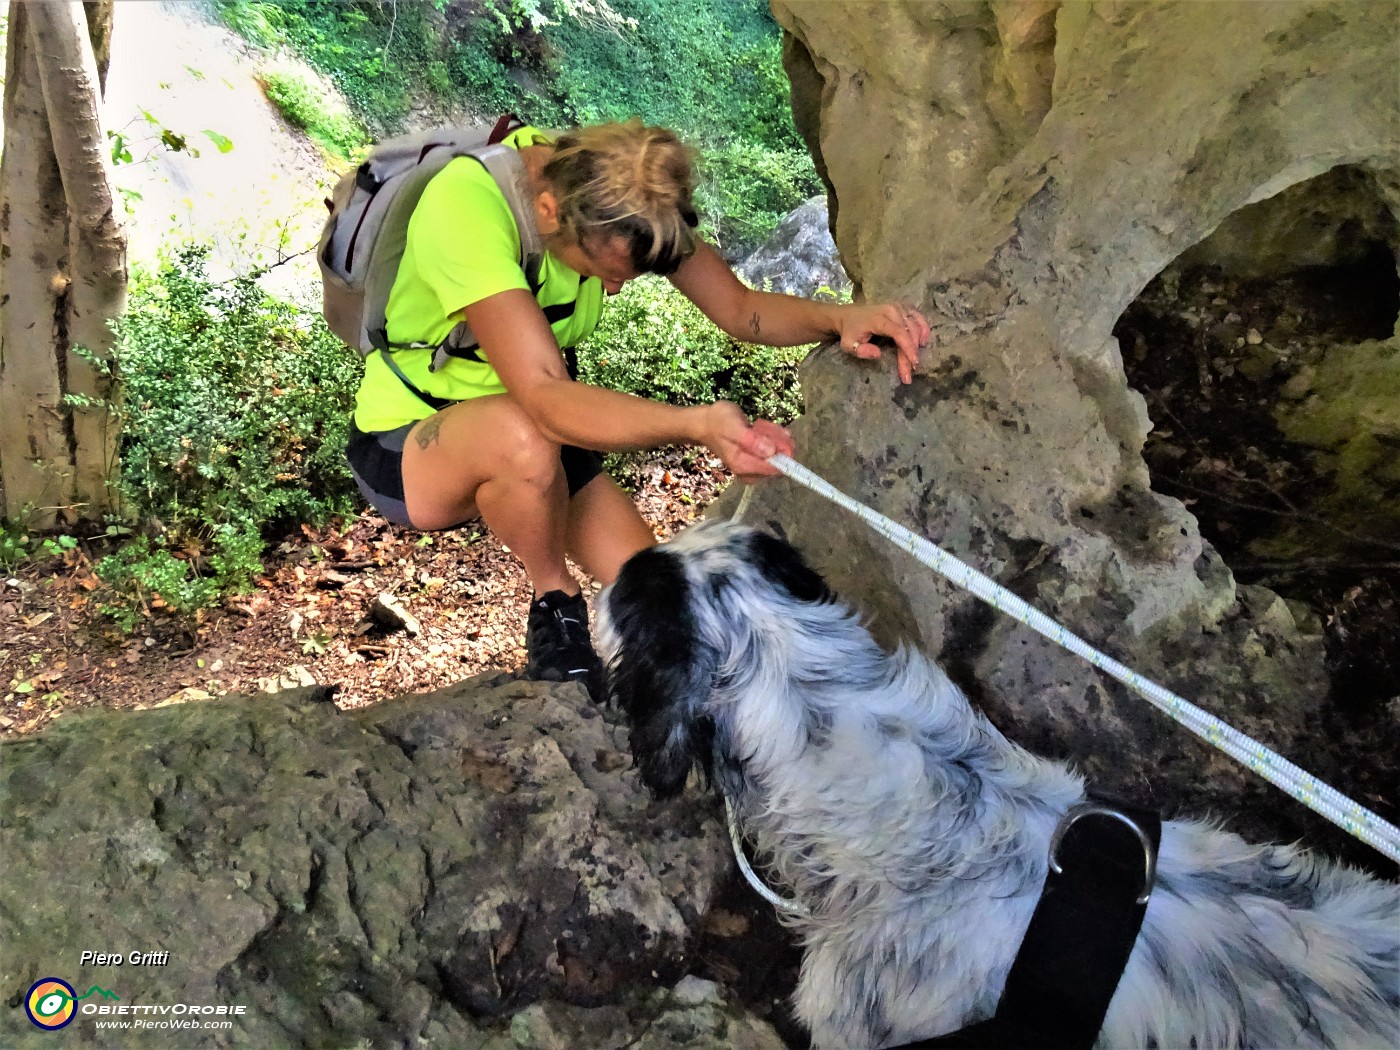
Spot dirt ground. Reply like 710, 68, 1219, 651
0, 450, 729, 732
1113, 254, 1400, 709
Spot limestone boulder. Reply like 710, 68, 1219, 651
0, 681, 775, 1048
736, 196, 852, 299
749, 0, 1399, 865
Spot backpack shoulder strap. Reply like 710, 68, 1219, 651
429, 142, 547, 370
468, 142, 545, 294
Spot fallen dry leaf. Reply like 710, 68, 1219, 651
156, 686, 212, 707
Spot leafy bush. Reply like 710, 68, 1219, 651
694, 141, 822, 256
530, 0, 821, 253
217, 0, 287, 49
0, 522, 76, 570
95, 538, 224, 631
545, 0, 800, 149
98, 246, 362, 625
259, 69, 367, 159
576, 276, 805, 425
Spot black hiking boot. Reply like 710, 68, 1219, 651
525, 589, 604, 701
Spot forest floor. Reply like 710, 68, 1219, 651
0, 449, 728, 733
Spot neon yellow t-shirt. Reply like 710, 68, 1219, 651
352, 127, 604, 433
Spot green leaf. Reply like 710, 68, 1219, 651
108, 131, 133, 166
301, 631, 332, 656
15, 681, 34, 694
160, 129, 190, 153
202, 129, 235, 153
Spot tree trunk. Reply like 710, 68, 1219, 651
0, 0, 126, 528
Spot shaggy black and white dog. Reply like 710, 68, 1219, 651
595, 520, 1399, 1049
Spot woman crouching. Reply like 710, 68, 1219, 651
346, 119, 930, 696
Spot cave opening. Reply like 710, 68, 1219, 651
1112, 165, 1400, 708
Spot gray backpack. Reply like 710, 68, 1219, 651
318, 118, 544, 379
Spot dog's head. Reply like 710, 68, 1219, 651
594, 519, 833, 798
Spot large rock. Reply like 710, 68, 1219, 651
745, 1, 1399, 865
736, 196, 852, 299
0, 680, 780, 1048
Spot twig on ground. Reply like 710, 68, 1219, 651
1157, 476, 1400, 553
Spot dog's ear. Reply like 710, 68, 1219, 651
604, 548, 716, 799
747, 530, 833, 605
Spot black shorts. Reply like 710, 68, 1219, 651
345, 419, 606, 529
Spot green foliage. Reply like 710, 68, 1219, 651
260, 70, 368, 159
0, 521, 38, 569
522, 0, 821, 253
0, 516, 83, 568
41, 535, 80, 558
0, 532, 25, 569
95, 538, 223, 631
213, 0, 819, 254
546, 0, 800, 149
216, 0, 443, 136
218, 0, 288, 48
576, 276, 804, 425
100, 246, 362, 627
107, 107, 238, 169
695, 141, 822, 256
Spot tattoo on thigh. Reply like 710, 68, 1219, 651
414, 413, 445, 450
748, 311, 762, 338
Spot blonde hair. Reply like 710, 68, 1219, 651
543, 120, 699, 275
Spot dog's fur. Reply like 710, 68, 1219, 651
595, 520, 1400, 1049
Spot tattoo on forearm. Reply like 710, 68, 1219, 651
414, 413, 445, 450
748, 311, 761, 337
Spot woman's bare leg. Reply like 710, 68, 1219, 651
564, 474, 656, 586
400, 395, 577, 596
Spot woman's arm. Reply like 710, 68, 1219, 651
462, 288, 791, 480
669, 240, 930, 384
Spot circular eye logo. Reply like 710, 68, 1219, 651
25, 978, 77, 1029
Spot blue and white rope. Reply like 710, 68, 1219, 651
767, 454, 1400, 864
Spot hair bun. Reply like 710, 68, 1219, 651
543, 120, 699, 276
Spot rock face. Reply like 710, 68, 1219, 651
751, 1, 1399, 864
736, 196, 852, 299
1176, 164, 1399, 279
0, 681, 781, 1048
